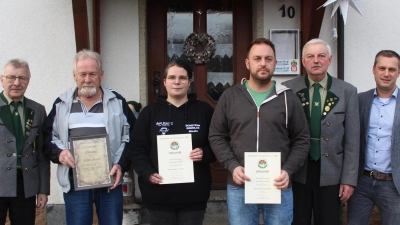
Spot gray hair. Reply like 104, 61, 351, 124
1, 59, 31, 77
302, 38, 332, 57
73, 49, 102, 73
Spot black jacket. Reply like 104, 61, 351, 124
120, 94, 215, 210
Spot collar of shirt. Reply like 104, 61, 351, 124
3, 93, 25, 106
373, 87, 398, 99
308, 74, 328, 91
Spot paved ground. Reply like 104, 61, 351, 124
7, 204, 383, 225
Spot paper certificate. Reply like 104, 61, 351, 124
157, 134, 194, 184
244, 152, 281, 204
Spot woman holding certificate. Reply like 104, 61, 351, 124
124, 59, 215, 225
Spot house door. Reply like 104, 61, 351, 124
147, 0, 252, 189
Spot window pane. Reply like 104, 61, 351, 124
167, 2, 194, 93
206, 9, 233, 101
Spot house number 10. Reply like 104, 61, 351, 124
279, 4, 295, 18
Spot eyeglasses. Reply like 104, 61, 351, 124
166, 75, 190, 82
2, 75, 30, 84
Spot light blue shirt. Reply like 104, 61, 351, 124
365, 88, 398, 173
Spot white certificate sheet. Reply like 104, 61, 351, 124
157, 134, 194, 184
244, 152, 281, 204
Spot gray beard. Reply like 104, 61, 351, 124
80, 87, 97, 97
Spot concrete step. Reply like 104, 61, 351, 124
123, 203, 141, 225
204, 190, 229, 225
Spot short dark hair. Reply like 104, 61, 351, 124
164, 59, 193, 79
246, 38, 276, 58
374, 50, 400, 68
127, 101, 142, 112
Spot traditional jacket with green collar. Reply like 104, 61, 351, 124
0, 91, 50, 198
283, 74, 360, 187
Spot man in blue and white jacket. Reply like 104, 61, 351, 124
43, 49, 135, 225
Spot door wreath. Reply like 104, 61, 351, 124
182, 32, 216, 64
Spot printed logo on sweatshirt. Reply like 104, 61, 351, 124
156, 122, 173, 135
156, 122, 173, 127
186, 124, 200, 133
159, 127, 169, 135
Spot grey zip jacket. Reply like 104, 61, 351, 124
209, 79, 310, 188
44, 86, 131, 193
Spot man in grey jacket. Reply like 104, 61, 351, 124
348, 50, 400, 225
209, 38, 310, 225
283, 38, 360, 225
43, 49, 135, 225
0, 59, 50, 225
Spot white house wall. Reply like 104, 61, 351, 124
100, 0, 140, 103
345, 0, 400, 93
0, 0, 76, 111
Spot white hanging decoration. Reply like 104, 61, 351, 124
319, 0, 363, 25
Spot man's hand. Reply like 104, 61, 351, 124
59, 149, 75, 168
274, 170, 290, 189
110, 164, 122, 189
190, 148, 203, 162
149, 173, 163, 184
232, 166, 251, 185
36, 194, 48, 209
339, 184, 354, 202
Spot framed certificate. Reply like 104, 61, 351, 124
245, 152, 281, 204
70, 134, 114, 191
270, 29, 300, 75
157, 134, 194, 184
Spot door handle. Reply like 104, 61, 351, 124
153, 71, 161, 98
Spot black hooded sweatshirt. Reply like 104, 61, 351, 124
125, 94, 215, 210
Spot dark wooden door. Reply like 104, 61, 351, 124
147, 0, 252, 189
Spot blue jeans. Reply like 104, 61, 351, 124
63, 185, 123, 225
348, 175, 400, 225
227, 184, 293, 225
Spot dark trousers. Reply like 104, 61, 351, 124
292, 159, 341, 225
147, 208, 206, 225
0, 170, 36, 225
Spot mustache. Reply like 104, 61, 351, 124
258, 67, 270, 73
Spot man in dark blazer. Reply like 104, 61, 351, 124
0, 59, 50, 225
348, 50, 400, 225
283, 38, 360, 225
